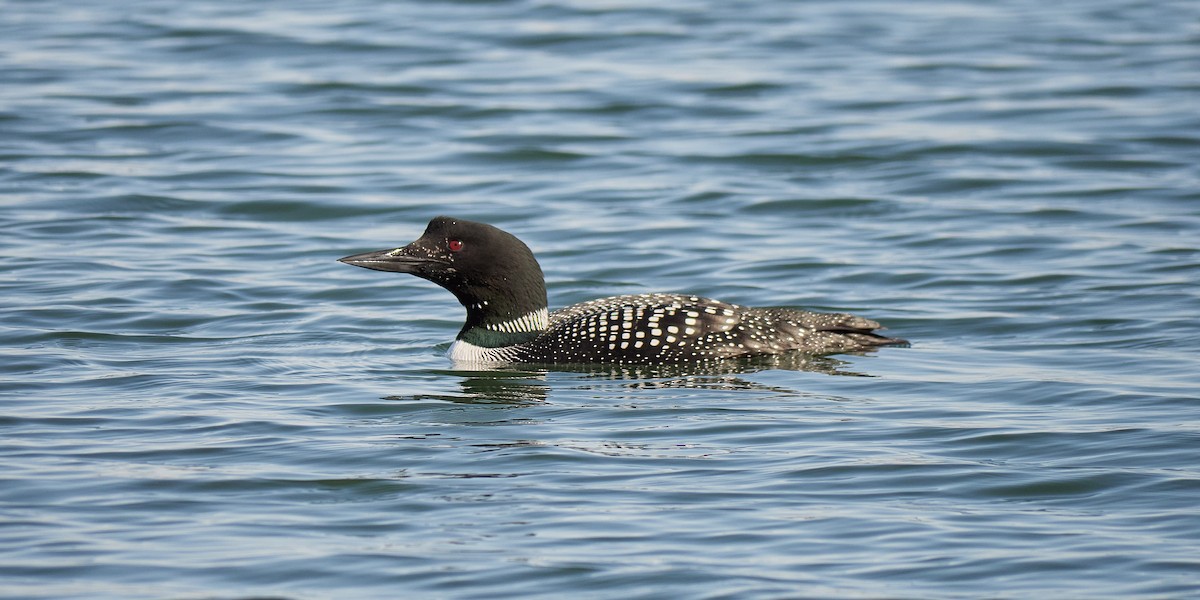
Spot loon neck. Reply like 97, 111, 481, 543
458, 305, 549, 348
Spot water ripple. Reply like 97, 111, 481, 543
3, 0, 1200, 598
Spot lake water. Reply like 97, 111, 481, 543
3, 0, 1199, 598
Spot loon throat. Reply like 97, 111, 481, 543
459, 308, 550, 348
339, 216, 907, 366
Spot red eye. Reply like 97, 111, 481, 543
447, 239, 463, 252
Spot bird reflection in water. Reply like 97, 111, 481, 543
384, 352, 878, 406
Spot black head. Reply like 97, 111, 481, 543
339, 216, 548, 332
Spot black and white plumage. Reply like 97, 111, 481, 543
339, 216, 906, 366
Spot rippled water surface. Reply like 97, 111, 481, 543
3, 0, 1200, 598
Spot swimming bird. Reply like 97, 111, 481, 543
339, 216, 905, 366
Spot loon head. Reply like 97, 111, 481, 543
339, 216, 549, 343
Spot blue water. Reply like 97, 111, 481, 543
3, 0, 1200, 598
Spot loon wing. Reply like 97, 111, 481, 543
542, 293, 903, 361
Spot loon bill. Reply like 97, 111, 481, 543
339, 216, 907, 366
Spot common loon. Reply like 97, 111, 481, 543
338, 216, 906, 366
